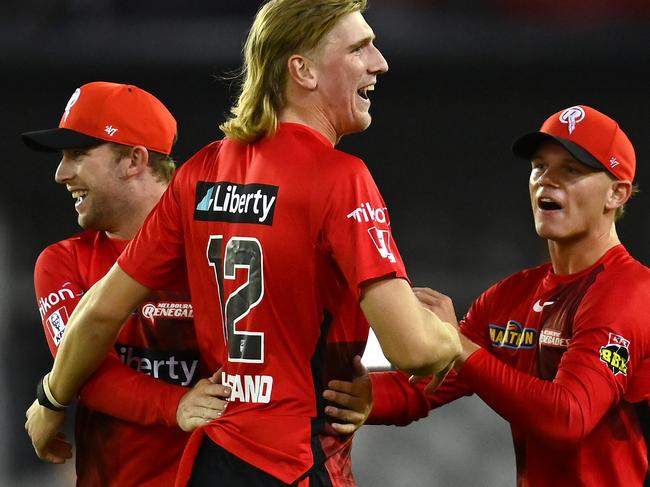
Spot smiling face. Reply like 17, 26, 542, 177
529, 141, 617, 243
310, 11, 388, 138
55, 143, 131, 233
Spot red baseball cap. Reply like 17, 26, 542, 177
22, 81, 177, 155
512, 105, 635, 181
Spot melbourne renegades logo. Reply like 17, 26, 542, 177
559, 106, 585, 135
599, 332, 630, 376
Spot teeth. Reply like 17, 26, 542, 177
71, 190, 88, 200
358, 85, 375, 99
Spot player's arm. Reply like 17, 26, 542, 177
34, 246, 227, 428
27, 263, 149, 461
360, 278, 461, 376
326, 287, 471, 429
453, 306, 631, 445
80, 355, 229, 429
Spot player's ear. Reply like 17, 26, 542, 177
287, 54, 317, 90
123, 145, 150, 177
605, 179, 632, 211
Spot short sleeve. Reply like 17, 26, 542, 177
34, 244, 84, 356
320, 156, 408, 290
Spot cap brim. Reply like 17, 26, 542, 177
512, 132, 605, 172
21, 128, 106, 152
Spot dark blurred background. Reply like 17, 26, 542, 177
2, 1, 650, 485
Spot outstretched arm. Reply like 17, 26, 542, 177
360, 279, 461, 377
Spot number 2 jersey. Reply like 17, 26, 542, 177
118, 123, 408, 485
369, 245, 650, 486
35, 230, 203, 486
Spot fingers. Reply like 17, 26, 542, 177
352, 355, 369, 378
412, 287, 439, 308
208, 369, 223, 384
45, 434, 73, 464
324, 404, 365, 425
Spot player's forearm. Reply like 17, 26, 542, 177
361, 279, 461, 375
80, 354, 187, 427
48, 264, 150, 405
458, 348, 615, 444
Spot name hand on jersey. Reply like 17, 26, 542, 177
221, 372, 273, 404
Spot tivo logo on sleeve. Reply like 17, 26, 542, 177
194, 181, 278, 225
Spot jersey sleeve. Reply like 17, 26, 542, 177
367, 369, 473, 425
79, 352, 187, 427
34, 243, 85, 356
456, 283, 639, 445
35, 241, 186, 426
319, 156, 408, 291
118, 161, 188, 290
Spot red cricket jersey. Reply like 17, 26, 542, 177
118, 123, 408, 485
370, 245, 650, 486
35, 230, 203, 487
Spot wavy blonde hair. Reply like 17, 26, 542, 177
220, 0, 367, 143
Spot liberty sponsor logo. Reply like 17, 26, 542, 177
195, 181, 278, 225
117, 344, 199, 386
533, 299, 555, 312
599, 332, 629, 376
368, 226, 396, 263
221, 372, 273, 404
141, 302, 193, 323
539, 328, 570, 348
38, 286, 77, 319
47, 306, 69, 346
489, 320, 536, 349
559, 106, 585, 135
347, 202, 389, 224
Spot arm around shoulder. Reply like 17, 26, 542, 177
360, 278, 461, 376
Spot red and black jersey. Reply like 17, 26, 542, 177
370, 245, 650, 486
118, 123, 408, 485
35, 230, 203, 487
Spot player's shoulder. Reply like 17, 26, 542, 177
485, 262, 551, 297
590, 247, 650, 302
37, 230, 100, 263
176, 140, 223, 175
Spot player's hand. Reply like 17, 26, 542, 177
412, 287, 459, 328
176, 371, 230, 432
409, 363, 453, 395
25, 399, 72, 463
322, 355, 372, 435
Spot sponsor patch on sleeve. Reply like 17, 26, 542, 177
599, 332, 629, 376
46, 306, 69, 346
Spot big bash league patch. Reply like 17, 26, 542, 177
599, 333, 630, 376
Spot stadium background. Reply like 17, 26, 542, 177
1, 1, 649, 485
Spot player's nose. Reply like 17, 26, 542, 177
55, 155, 75, 184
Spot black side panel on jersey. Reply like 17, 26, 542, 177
635, 401, 650, 487
293, 310, 334, 486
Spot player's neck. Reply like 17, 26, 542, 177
548, 226, 620, 275
279, 103, 338, 146
105, 181, 168, 241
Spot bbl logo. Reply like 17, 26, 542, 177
599, 332, 630, 376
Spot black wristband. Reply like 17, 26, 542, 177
36, 375, 66, 412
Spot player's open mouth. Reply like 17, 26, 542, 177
538, 197, 562, 211
72, 189, 89, 206
357, 84, 375, 100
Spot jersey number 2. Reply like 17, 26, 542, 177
207, 235, 264, 363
